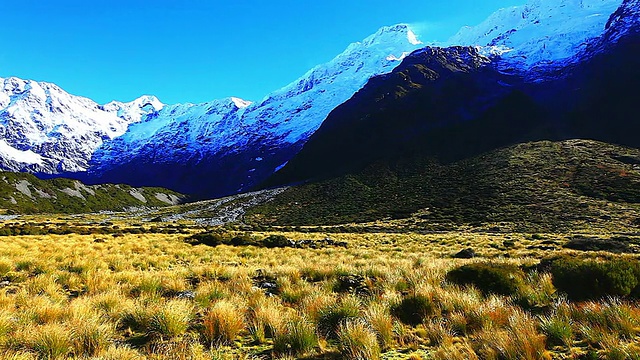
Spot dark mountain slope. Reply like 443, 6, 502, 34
567, 34, 640, 146
266, 46, 546, 185
246, 140, 640, 232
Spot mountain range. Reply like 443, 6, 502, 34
269, 0, 640, 185
0, 0, 637, 204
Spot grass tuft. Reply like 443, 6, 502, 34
391, 292, 438, 326
337, 320, 381, 360
202, 300, 245, 346
146, 300, 194, 339
273, 316, 318, 357
317, 295, 361, 338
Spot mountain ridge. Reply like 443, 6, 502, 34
86, 24, 424, 198
266, 0, 640, 187
0, 76, 163, 173
0, 0, 637, 199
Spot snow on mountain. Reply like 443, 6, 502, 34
96, 0, 634, 182
103, 95, 164, 123
445, 0, 625, 68
0, 77, 163, 172
89, 24, 424, 194
100, 97, 251, 155
250, 24, 424, 143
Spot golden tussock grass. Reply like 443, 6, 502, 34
0, 224, 634, 359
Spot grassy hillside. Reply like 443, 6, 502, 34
246, 140, 640, 232
0, 171, 185, 214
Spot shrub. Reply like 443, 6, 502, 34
338, 320, 381, 360
391, 293, 438, 326
229, 234, 258, 246
550, 257, 640, 300
273, 317, 318, 357
262, 235, 292, 248
447, 263, 526, 297
187, 232, 229, 247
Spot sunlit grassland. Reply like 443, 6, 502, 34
0, 219, 637, 359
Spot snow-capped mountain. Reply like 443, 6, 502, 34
88, 24, 424, 197
446, 0, 625, 71
269, 0, 640, 188
0, 77, 163, 173
0, 0, 637, 199
251, 24, 423, 144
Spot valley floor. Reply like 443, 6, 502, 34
0, 216, 637, 359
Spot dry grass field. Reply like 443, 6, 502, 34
0, 217, 637, 359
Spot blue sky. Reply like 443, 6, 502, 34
1, 0, 524, 105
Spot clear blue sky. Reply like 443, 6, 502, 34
1, 0, 524, 105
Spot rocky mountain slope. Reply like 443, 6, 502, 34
0, 171, 183, 214
87, 25, 424, 198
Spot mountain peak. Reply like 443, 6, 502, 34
230, 97, 252, 109
130, 95, 164, 112
102, 95, 164, 124
363, 24, 423, 47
